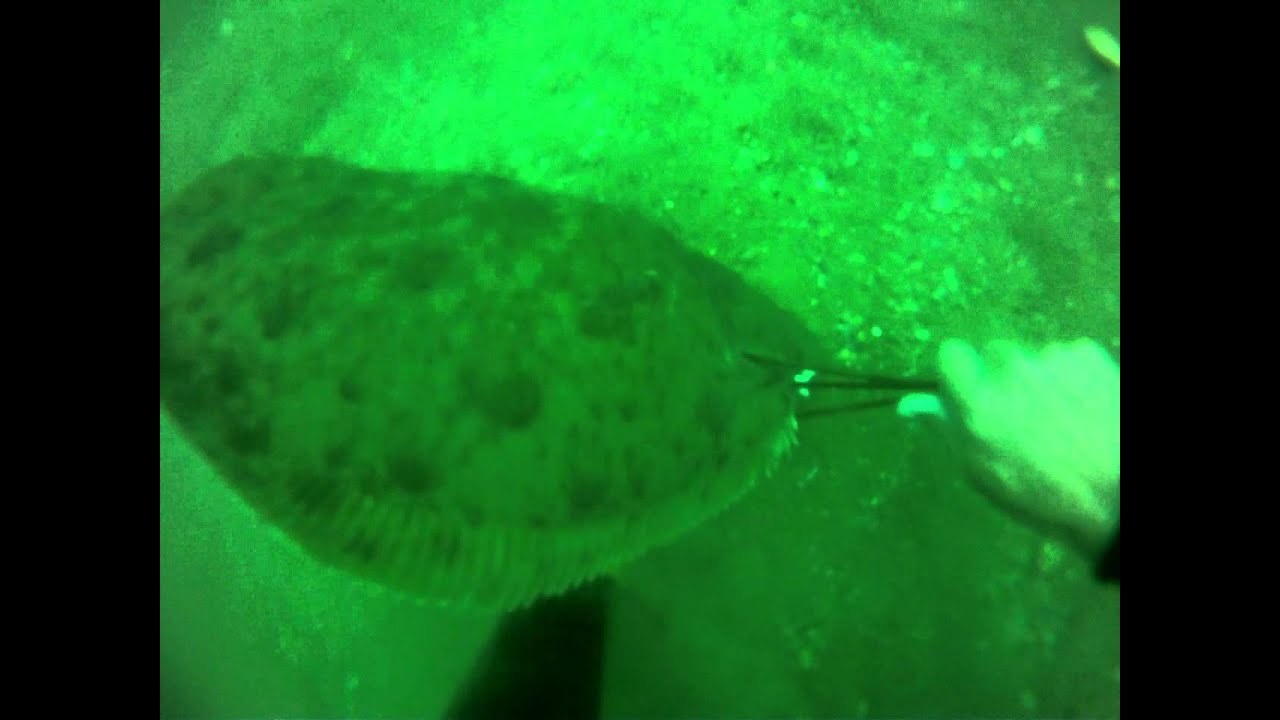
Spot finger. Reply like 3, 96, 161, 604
938, 338, 983, 418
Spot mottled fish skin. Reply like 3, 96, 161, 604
160, 155, 819, 610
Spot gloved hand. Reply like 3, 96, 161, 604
900, 338, 1120, 561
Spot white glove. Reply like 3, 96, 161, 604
901, 338, 1120, 560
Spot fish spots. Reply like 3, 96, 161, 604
202, 316, 223, 335
186, 220, 245, 268
213, 351, 250, 398
567, 467, 611, 521
324, 442, 353, 469
390, 245, 457, 292
619, 400, 638, 424
341, 525, 381, 565
258, 280, 314, 340
222, 412, 272, 456
577, 276, 664, 344
473, 369, 542, 429
578, 298, 631, 342
696, 388, 732, 441
387, 451, 440, 496
338, 375, 362, 403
